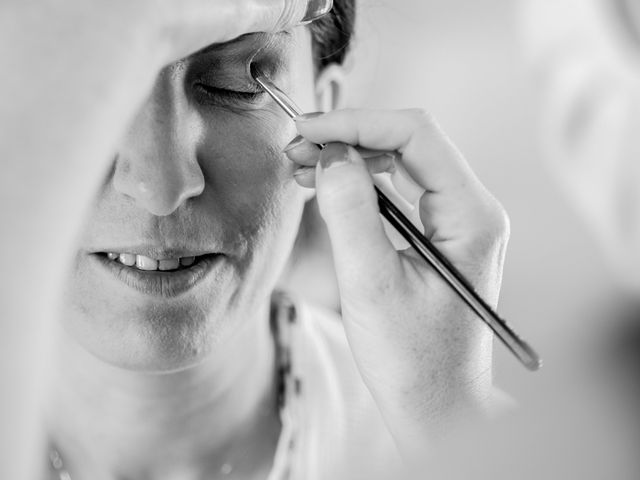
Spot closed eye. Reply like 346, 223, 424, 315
194, 83, 264, 104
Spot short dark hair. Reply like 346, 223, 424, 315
309, 0, 356, 71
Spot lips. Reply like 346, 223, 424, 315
92, 251, 222, 298
105, 252, 201, 272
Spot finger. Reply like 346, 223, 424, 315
292, 153, 396, 188
315, 143, 400, 288
295, 109, 480, 194
293, 166, 315, 188
284, 134, 396, 167
389, 161, 424, 206
367, 153, 397, 174
283, 136, 322, 166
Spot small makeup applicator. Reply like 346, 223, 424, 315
251, 67, 541, 372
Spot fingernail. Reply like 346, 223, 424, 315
295, 111, 325, 122
300, 0, 333, 24
283, 134, 306, 152
320, 143, 351, 170
293, 166, 315, 177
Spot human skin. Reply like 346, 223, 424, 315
45, 30, 318, 479
2, 1, 509, 478
61, 31, 316, 372
291, 113, 508, 458
522, 0, 640, 291
0, 1, 312, 478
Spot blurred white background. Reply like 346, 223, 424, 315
344, 0, 621, 395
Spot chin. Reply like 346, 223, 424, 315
61, 287, 234, 372
59, 249, 242, 371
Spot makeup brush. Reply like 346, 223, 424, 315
252, 68, 541, 371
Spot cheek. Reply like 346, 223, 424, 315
200, 109, 294, 181
197, 109, 300, 240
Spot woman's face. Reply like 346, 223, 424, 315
61, 28, 317, 371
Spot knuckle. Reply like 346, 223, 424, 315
460, 190, 511, 254
490, 200, 511, 241
474, 199, 511, 249
495, 206, 511, 242
484, 195, 510, 235
403, 108, 436, 129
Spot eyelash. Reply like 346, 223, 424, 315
194, 83, 264, 106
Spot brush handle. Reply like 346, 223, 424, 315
252, 72, 541, 371
375, 186, 541, 371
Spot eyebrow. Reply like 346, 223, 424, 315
192, 32, 293, 60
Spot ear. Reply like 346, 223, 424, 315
314, 63, 348, 112
299, 64, 348, 203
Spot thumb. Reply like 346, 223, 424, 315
315, 143, 399, 288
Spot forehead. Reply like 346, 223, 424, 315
195, 31, 293, 58
188, 30, 307, 71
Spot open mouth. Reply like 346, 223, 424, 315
99, 252, 213, 272
93, 251, 222, 297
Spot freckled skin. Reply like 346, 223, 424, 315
62, 29, 317, 371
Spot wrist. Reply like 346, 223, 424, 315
368, 331, 494, 445
375, 367, 494, 464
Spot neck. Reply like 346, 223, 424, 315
45, 303, 279, 480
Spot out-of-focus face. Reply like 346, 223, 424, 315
61, 28, 317, 371
544, 89, 640, 292
524, 0, 640, 290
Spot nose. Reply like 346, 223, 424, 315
113, 70, 205, 217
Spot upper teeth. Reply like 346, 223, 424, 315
107, 253, 197, 271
